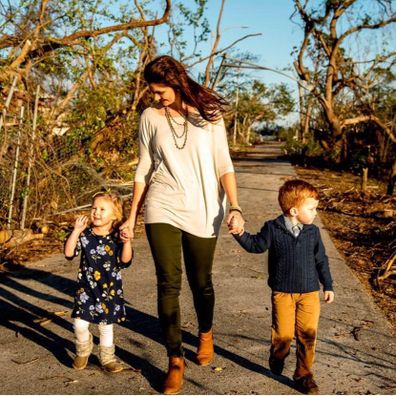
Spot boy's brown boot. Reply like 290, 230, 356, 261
294, 375, 319, 395
269, 355, 285, 375
196, 329, 214, 366
99, 345, 124, 373
73, 333, 93, 370
163, 356, 185, 395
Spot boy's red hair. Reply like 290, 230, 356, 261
278, 179, 320, 215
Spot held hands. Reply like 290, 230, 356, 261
120, 229, 133, 244
324, 290, 335, 304
227, 211, 245, 235
74, 215, 88, 233
119, 219, 135, 241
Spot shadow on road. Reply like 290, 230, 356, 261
0, 264, 296, 392
2, 254, 394, 393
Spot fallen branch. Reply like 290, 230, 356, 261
1, 230, 44, 248
33, 310, 69, 326
11, 357, 39, 365
374, 250, 396, 289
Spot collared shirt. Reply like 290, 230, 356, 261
283, 215, 303, 237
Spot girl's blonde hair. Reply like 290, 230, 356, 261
92, 192, 123, 228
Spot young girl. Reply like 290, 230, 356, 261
64, 192, 133, 372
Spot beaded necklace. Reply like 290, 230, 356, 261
164, 106, 189, 150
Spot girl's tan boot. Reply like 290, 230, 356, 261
73, 333, 93, 370
196, 329, 214, 366
99, 345, 124, 373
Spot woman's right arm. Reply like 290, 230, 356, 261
121, 181, 149, 239
120, 109, 154, 239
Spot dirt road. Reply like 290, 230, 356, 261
1, 144, 395, 394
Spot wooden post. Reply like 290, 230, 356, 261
21, 85, 40, 229
7, 106, 24, 229
361, 167, 368, 193
0, 75, 18, 161
0, 75, 18, 134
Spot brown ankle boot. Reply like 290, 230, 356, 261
196, 329, 213, 366
163, 356, 185, 395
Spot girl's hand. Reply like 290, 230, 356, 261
227, 211, 245, 235
120, 231, 132, 244
74, 215, 88, 233
120, 219, 136, 240
324, 290, 334, 304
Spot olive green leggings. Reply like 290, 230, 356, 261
145, 223, 217, 357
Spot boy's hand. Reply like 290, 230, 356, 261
324, 290, 334, 304
74, 215, 88, 233
227, 211, 245, 235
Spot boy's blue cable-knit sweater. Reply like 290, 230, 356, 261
234, 215, 333, 293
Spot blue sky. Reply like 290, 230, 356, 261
152, 0, 304, 88
149, 0, 305, 124
199, 0, 302, 85
150, 0, 395, 87
128, 0, 395, 124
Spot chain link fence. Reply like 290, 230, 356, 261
0, 86, 137, 236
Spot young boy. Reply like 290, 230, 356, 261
231, 179, 334, 395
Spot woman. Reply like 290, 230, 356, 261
121, 55, 244, 394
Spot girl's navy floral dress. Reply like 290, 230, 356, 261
65, 227, 132, 325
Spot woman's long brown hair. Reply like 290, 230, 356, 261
144, 55, 228, 122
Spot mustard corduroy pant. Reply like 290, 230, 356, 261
270, 291, 320, 379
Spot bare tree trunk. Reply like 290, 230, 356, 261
302, 96, 312, 144
322, 102, 345, 162
298, 83, 304, 141
246, 125, 252, 145
203, 0, 226, 87
241, 115, 248, 144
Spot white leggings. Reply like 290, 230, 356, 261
74, 318, 113, 347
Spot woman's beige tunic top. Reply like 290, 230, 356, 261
134, 107, 234, 238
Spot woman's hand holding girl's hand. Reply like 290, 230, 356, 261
120, 219, 135, 240
120, 230, 132, 244
227, 211, 245, 236
74, 215, 88, 233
